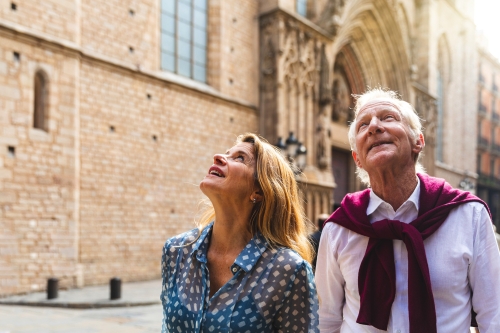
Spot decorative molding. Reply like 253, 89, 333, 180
259, 7, 333, 42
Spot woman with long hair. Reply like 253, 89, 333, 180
161, 133, 318, 332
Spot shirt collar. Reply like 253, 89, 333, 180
191, 221, 213, 263
366, 176, 420, 215
190, 221, 269, 273
232, 232, 268, 273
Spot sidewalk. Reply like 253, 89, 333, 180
0, 279, 162, 309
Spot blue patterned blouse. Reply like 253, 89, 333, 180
160, 222, 319, 332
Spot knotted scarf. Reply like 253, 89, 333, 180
325, 173, 490, 332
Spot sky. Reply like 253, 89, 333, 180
475, 0, 500, 60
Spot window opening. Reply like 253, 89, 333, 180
161, 0, 207, 82
33, 71, 48, 131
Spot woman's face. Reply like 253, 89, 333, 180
200, 142, 258, 203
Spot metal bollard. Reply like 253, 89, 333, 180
47, 277, 58, 299
110, 277, 121, 300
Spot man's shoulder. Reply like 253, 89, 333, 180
322, 221, 363, 242
449, 200, 489, 215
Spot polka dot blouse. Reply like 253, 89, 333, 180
161, 222, 319, 332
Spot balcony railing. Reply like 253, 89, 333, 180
479, 103, 487, 113
493, 112, 500, 123
478, 172, 500, 189
493, 83, 498, 93
478, 136, 489, 148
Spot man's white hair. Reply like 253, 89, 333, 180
347, 88, 426, 186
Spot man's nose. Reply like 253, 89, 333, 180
367, 117, 384, 134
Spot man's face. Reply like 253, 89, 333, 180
351, 100, 424, 174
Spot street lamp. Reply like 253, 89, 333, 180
276, 131, 308, 173
296, 142, 307, 170
285, 132, 299, 159
459, 172, 475, 192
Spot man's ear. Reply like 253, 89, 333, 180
413, 133, 425, 154
352, 151, 363, 168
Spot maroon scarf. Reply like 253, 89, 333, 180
325, 173, 490, 332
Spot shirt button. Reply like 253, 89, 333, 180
231, 267, 237, 273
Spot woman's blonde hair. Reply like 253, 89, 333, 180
197, 133, 313, 263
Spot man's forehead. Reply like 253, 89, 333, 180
357, 99, 401, 115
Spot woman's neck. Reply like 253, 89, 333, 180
209, 204, 254, 254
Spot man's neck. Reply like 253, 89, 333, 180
370, 172, 418, 211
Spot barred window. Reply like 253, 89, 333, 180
34, 70, 48, 131
297, 0, 308, 16
161, 0, 207, 83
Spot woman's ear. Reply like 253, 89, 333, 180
251, 188, 263, 203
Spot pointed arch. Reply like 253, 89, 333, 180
34, 70, 49, 131
332, 0, 412, 97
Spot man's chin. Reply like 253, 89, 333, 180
364, 152, 397, 168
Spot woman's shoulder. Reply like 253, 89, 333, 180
270, 246, 311, 272
163, 226, 202, 251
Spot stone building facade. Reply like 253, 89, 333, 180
0, 0, 479, 295
477, 47, 500, 229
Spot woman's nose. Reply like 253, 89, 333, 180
213, 153, 226, 165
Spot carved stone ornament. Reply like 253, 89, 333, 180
317, 45, 331, 169
319, 45, 331, 106
331, 69, 353, 124
262, 38, 276, 76
315, 0, 346, 36
316, 108, 331, 169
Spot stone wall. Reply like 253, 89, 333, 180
0, 0, 78, 42
80, 0, 159, 70
0, 34, 78, 295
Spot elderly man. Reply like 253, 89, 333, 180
316, 88, 500, 333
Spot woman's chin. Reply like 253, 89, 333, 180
199, 180, 218, 196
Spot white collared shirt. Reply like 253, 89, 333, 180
316, 178, 500, 333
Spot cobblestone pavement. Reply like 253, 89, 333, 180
0, 303, 162, 333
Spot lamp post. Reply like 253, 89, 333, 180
276, 132, 307, 173
458, 172, 475, 192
